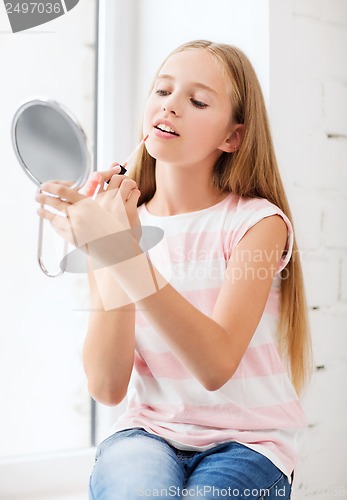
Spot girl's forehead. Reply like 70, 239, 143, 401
158, 49, 229, 90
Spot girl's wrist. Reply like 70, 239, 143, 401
91, 250, 167, 311
85, 229, 143, 268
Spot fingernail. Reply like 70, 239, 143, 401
112, 165, 121, 173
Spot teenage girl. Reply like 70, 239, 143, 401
36, 40, 312, 499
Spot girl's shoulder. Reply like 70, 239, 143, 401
231, 193, 285, 213
223, 194, 294, 274
215, 193, 292, 231
232, 194, 292, 231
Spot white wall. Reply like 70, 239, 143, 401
97, 0, 270, 171
134, 0, 270, 125
0, 1, 97, 496
269, 0, 347, 497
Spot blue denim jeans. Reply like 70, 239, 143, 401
89, 428, 292, 499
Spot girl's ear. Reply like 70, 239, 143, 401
218, 124, 244, 153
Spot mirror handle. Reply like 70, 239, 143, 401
37, 215, 67, 278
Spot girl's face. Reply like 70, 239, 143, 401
143, 49, 236, 168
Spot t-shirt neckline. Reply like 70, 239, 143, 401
141, 193, 233, 220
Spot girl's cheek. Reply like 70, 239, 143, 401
143, 101, 153, 124
143, 136, 157, 158
146, 93, 160, 111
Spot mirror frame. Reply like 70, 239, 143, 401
11, 96, 92, 190
11, 97, 93, 277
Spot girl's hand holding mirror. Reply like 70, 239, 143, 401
35, 167, 142, 269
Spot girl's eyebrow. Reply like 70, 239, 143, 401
157, 74, 218, 95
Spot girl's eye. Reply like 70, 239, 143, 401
191, 99, 208, 109
154, 89, 207, 109
155, 89, 170, 96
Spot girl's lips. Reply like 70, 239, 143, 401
153, 119, 180, 136
153, 127, 179, 140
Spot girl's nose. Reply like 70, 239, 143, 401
162, 94, 181, 116
163, 105, 176, 115
162, 105, 176, 115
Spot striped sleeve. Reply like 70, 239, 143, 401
227, 197, 294, 274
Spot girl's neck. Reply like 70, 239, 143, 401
145, 159, 228, 216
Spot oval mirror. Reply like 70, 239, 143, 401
11, 97, 92, 277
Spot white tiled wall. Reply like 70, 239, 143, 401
272, 1, 347, 497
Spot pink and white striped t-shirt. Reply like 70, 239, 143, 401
110, 192, 307, 482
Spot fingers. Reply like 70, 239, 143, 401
35, 191, 70, 213
37, 204, 67, 234
39, 181, 85, 204
35, 181, 87, 218
79, 166, 122, 197
109, 162, 120, 169
105, 174, 139, 202
92, 165, 121, 186
36, 205, 57, 222
118, 178, 140, 204
126, 188, 141, 207
37, 204, 78, 246
36, 170, 140, 219
106, 171, 127, 191
96, 177, 139, 218
49, 180, 76, 187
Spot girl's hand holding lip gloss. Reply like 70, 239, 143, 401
78, 167, 121, 198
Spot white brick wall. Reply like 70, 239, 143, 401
290, 133, 347, 191
302, 252, 340, 308
324, 81, 347, 137
276, 1, 347, 497
322, 196, 347, 248
341, 257, 347, 302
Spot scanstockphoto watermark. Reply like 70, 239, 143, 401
3, 0, 80, 33
172, 244, 303, 283
224, 247, 304, 283
137, 485, 288, 497
304, 484, 346, 497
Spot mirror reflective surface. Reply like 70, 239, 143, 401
11, 98, 92, 277
12, 97, 91, 189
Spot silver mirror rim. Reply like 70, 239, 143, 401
11, 96, 92, 190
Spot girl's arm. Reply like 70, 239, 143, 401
35, 172, 140, 406
83, 266, 135, 406
35, 177, 287, 393
114, 214, 287, 391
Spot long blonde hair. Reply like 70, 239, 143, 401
130, 40, 312, 395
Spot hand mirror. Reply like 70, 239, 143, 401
11, 97, 92, 277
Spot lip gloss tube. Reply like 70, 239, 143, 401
105, 134, 149, 185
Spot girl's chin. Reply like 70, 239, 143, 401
145, 145, 181, 164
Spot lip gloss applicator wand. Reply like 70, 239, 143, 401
105, 133, 149, 187
83, 134, 149, 199
121, 133, 149, 171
